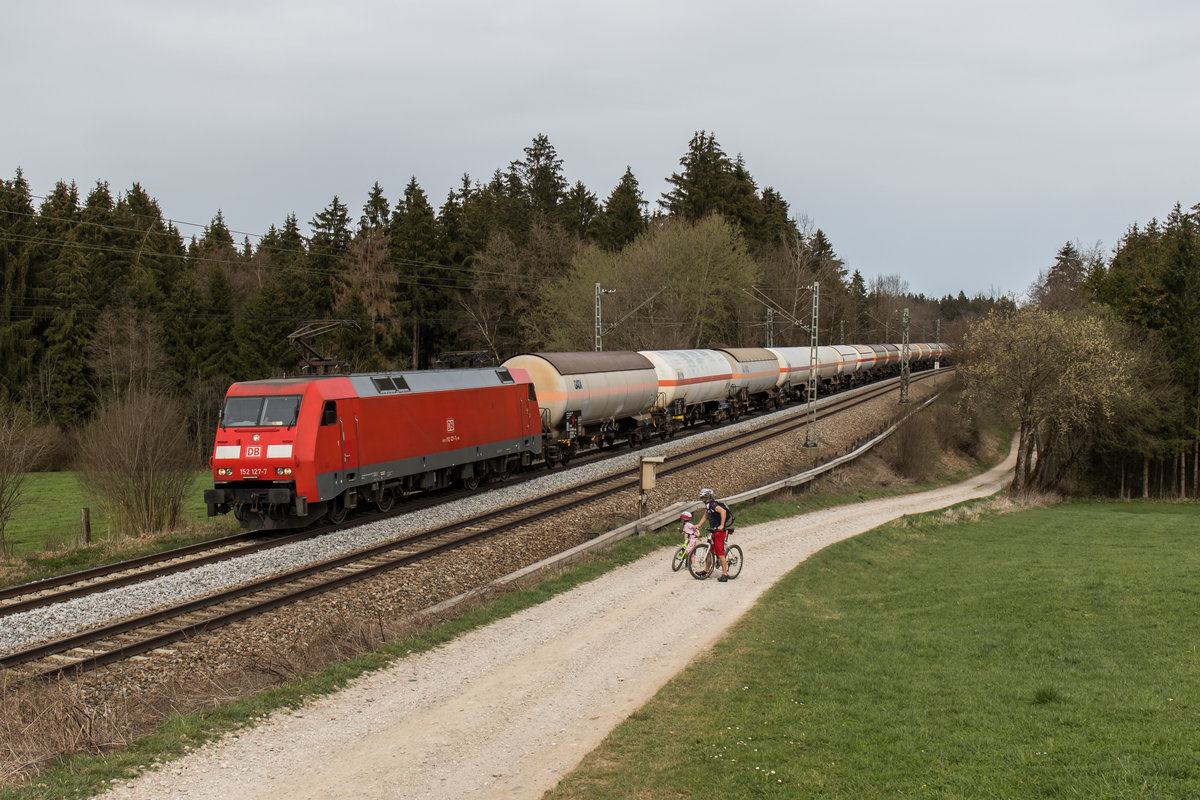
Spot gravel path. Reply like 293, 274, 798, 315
95, 436, 1015, 800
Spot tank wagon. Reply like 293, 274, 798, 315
638, 349, 734, 431
500, 351, 659, 466
715, 348, 785, 414
766, 345, 846, 399
205, 367, 542, 529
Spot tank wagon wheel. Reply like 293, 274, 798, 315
375, 489, 395, 513
327, 498, 348, 525
627, 432, 641, 449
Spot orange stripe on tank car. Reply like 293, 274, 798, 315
659, 373, 734, 387
534, 382, 658, 403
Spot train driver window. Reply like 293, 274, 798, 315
322, 401, 338, 426
263, 395, 301, 427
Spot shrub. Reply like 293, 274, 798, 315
76, 392, 195, 536
885, 410, 941, 482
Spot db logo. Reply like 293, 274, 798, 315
245, 446, 263, 457
446, 419, 455, 432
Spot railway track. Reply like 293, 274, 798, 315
0, 369, 946, 680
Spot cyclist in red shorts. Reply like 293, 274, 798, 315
699, 488, 731, 582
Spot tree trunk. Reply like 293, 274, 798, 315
1143, 456, 1149, 499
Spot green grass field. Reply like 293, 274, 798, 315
3, 472, 215, 551
0, 472, 235, 583
546, 501, 1200, 799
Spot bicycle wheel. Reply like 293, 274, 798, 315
688, 543, 714, 580
725, 544, 743, 579
671, 546, 687, 572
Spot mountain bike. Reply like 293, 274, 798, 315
687, 527, 743, 580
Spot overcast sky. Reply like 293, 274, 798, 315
4, 1, 1198, 300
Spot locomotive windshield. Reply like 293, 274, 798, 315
221, 395, 301, 428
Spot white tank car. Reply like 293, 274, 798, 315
832, 345, 863, 380
714, 347, 781, 397
852, 344, 879, 373
865, 344, 889, 369
766, 345, 845, 391
638, 349, 733, 408
501, 351, 658, 436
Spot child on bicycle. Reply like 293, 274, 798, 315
679, 511, 700, 551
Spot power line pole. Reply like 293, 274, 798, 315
899, 307, 911, 404
805, 281, 820, 448
766, 308, 774, 347
595, 282, 616, 352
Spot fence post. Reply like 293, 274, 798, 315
80, 507, 91, 545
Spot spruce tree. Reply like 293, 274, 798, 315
512, 133, 567, 221
389, 178, 446, 368
41, 244, 95, 425
0, 171, 38, 401
308, 196, 352, 317
661, 131, 732, 221
595, 167, 648, 251
560, 181, 600, 241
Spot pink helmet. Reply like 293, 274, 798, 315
680, 511, 692, 520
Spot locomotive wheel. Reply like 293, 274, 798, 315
463, 474, 480, 491
327, 498, 348, 524
375, 489, 395, 513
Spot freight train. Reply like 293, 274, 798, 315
205, 343, 950, 529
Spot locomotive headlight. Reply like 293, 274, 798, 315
217, 467, 233, 477
276, 467, 293, 476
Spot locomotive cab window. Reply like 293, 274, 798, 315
322, 401, 338, 426
222, 395, 301, 428
262, 396, 300, 427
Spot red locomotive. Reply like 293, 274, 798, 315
204, 367, 542, 529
